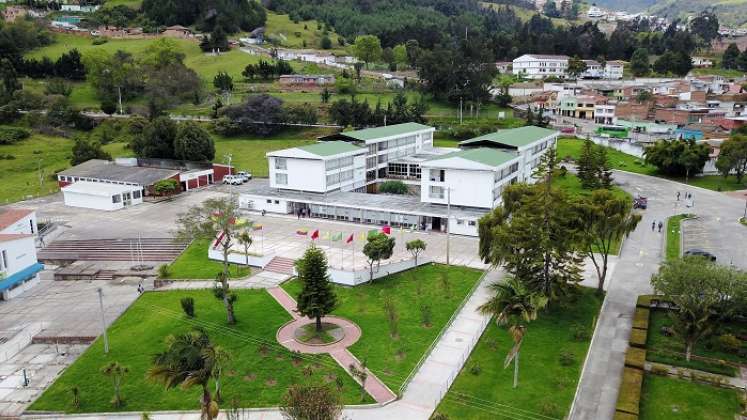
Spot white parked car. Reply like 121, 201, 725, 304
222, 175, 242, 185
236, 171, 252, 182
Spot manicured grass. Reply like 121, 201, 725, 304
557, 137, 657, 176
30, 290, 368, 413
639, 374, 741, 420
0, 131, 128, 203
283, 264, 484, 390
558, 138, 747, 192
664, 214, 691, 261
646, 309, 745, 377
166, 239, 250, 280
435, 287, 603, 419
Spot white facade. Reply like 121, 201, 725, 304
0, 208, 41, 300
419, 149, 522, 209
594, 104, 616, 125
512, 54, 569, 80
62, 181, 144, 211
604, 62, 625, 80
352, 125, 435, 181
268, 142, 367, 193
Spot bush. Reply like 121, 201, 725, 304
469, 362, 481, 375
180, 297, 195, 317
101, 98, 118, 115
0, 127, 31, 145
718, 334, 741, 354
92, 37, 108, 45
153, 179, 179, 196
378, 180, 409, 195
559, 350, 576, 366
157, 264, 170, 279
615, 367, 643, 415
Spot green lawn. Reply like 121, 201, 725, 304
552, 172, 631, 202
435, 287, 603, 419
646, 309, 745, 377
30, 290, 368, 413
665, 214, 691, 261
265, 12, 346, 54
557, 137, 657, 176
283, 264, 484, 390
639, 374, 741, 420
166, 239, 250, 280
558, 138, 747, 192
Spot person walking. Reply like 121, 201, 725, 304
676, 191, 681, 201
658, 221, 663, 233
652, 220, 656, 231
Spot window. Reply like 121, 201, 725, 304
457, 219, 464, 225
468, 221, 476, 226
29, 220, 34, 234
275, 173, 288, 185
133, 190, 141, 199
0, 250, 7, 271
112, 194, 122, 204
275, 158, 287, 170
429, 186, 444, 199
274, 200, 280, 204
430, 169, 445, 182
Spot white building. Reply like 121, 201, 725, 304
594, 104, 617, 125
459, 126, 559, 182
60, 4, 99, 12
419, 148, 521, 210
324, 123, 436, 181
581, 60, 604, 79
62, 181, 144, 211
267, 141, 367, 193
512, 54, 569, 80
605, 61, 625, 80
0, 208, 42, 300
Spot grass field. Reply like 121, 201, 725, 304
166, 239, 250, 280
664, 214, 691, 261
646, 309, 745, 377
283, 264, 484, 390
265, 13, 346, 54
639, 374, 741, 420
435, 287, 603, 419
30, 289, 369, 413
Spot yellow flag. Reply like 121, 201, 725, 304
358, 231, 367, 241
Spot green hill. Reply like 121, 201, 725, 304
646, 0, 747, 28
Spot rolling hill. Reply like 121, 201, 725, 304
592, 0, 747, 28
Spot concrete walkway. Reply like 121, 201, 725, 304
569, 170, 747, 420
157, 271, 290, 290
266, 287, 397, 405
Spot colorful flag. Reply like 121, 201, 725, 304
322, 231, 330, 241
296, 229, 308, 236
346, 233, 354, 244
311, 229, 320, 240
358, 231, 367, 241
331, 232, 343, 241
381, 225, 392, 235
252, 224, 263, 231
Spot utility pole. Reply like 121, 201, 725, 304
97, 288, 109, 354
446, 187, 451, 266
459, 97, 463, 124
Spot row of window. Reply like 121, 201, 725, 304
326, 156, 355, 171
387, 163, 421, 179
111, 190, 141, 204
494, 162, 520, 183
59, 175, 139, 187
326, 169, 354, 186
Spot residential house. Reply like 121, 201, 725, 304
278, 74, 335, 87
512, 54, 569, 80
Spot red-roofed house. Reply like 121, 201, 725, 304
0, 207, 42, 300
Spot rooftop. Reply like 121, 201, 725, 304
336, 123, 433, 142
58, 159, 180, 186
296, 141, 364, 157
460, 126, 558, 149
424, 148, 518, 168
0, 208, 34, 231
516, 54, 569, 60
62, 181, 142, 197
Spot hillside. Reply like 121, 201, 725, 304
593, 0, 747, 28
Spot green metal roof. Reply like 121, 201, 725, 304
297, 141, 363, 157
460, 126, 557, 149
339, 123, 433, 141
426, 148, 517, 168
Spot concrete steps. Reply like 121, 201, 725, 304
264, 256, 295, 275
38, 238, 188, 263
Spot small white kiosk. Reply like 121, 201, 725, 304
62, 181, 144, 211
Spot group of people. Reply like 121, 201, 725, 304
296, 207, 309, 219
676, 191, 695, 208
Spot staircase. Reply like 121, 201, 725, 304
264, 256, 296, 275
94, 270, 116, 281
38, 238, 189, 263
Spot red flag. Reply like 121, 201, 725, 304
311, 229, 319, 240
381, 225, 392, 235
346, 233, 354, 244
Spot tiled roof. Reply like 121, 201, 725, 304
0, 208, 33, 231
460, 126, 558, 149
58, 159, 180, 186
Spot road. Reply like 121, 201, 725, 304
569, 170, 747, 420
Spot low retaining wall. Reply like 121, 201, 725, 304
0, 323, 44, 364
329, 257, 432, 286
207, 248, 275, 268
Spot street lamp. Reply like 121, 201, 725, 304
446, 187, 451, 266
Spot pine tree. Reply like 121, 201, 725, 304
296, 246, 337, 332
577, 139, 599, 189
722, 43, 741, 70
596, 146, 613, 189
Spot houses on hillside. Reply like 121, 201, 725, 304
511, 54, 624, 80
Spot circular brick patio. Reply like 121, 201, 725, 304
276, 315, 362, 354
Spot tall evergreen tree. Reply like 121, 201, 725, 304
577, 139, 598, 189
630, 48, 650, 77
722, 43, 741, 70
596, 146, 613, 189
296, 246, 337, 332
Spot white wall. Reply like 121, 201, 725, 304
0, 212, 36, 235
240, 195, 292, 214
421, 169, 495, 209
63, 191, 125, 211
1, 236, 38, 278
448, 216, 479, 236
329, 256, 432, 286
270, 157, 326, 192
208, 247, 275, 269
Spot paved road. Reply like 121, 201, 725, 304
570, 170, 747, 420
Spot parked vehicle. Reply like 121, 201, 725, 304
236, 171, 252, 182
222, 175, 242, 185
684, 249, 717, 261
633, 195, 648, 210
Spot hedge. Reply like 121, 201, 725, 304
632, 307, 650, 330
625, 347, 646, 370
0, 127, 31, 145
629, 328, 647, 348
616, 367, 644, 415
